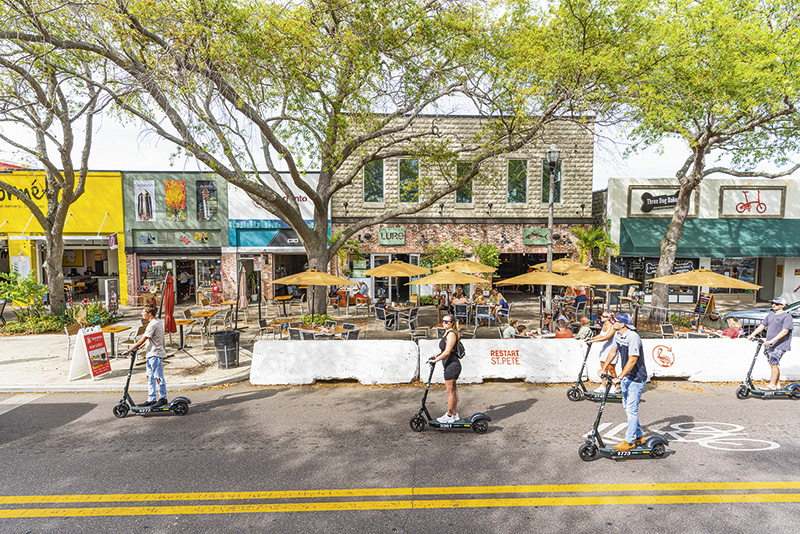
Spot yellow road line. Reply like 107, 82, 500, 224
2, 493, 800, 518
2, 481, 800, 505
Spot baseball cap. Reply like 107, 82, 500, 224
770, 297, 787, 306
709, 309, 719, 316
614, 313, 636, 330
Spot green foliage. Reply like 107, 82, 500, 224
419, 296, 435, 306
1, 315, 65, 335
0, 268, 48, 320
422, 241, 465, 268
670, 314, 692, 329
571, 226, 620, 265
463, 239, 500, 269
301, 314, 333, 326
329, 231, 363, 273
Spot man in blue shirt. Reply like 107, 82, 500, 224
748, 297, 794, 390
601, 313, 648, 452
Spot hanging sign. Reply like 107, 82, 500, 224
253, 256, 263, 272
68, 326, 112, 380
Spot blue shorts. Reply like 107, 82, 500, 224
765, 346, 786, 366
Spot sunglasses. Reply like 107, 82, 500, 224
442, 320, 452, 324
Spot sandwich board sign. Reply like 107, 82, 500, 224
68, 326, 112, 380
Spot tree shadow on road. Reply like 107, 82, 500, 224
189, 387, 289, 414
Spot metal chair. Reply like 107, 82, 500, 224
324, 320, 337, 329
659, 324, 677, 339
460, 327, 477, 339
497, 326, 505, 338
435, 327, 446, 339
288, 327, 302, 340
342, 322, 356, 330
258, 319, 279, 340
399, 307, 420, 330
64, 323, 82, 358
184, 317, 212, 348
454, 304, 470, 325
474, 304, 494, 327
375, 307, 392, 330
118, 325, 147, 355
301, 330, 316, 340
686, 332, 710, 338
344, 329, 361, 340
497, 302, 512, 323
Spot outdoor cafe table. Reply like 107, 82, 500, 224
297, 325, 349, 339
192, 309, 219, 319
275, 295, 293, 316
387, 305, 414, 330
101, 325, 131, 357
174, 318, 196, 349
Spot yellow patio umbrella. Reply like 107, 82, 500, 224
648, 269, 762, 290
568, 269, 639, 286
433, 259, 496, 274
408, 270, 489, 286
532, 258, 590, 273
497, 270, 591, 287
271, 268, 357, 287
363, 260, 430, 277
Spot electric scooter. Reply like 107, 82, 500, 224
736, 339, 800, 400
567, 342, 623, 402
112, 349, 191, 418
409, 361, 491, 434
578, 374, 668, 461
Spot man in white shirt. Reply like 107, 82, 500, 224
126, 303, 168, 407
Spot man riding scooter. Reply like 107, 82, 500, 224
124, 303, 169, 407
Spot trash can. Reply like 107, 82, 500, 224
213, 330, 240, 369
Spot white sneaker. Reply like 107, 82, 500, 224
593, 385, 606, 393
610, 386, 619, 394
450, 413, 460, 422
437, 413, 454, 423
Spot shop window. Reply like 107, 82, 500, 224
507, 159, 527, 204
710, 258, 757, 293
363, 159, 384, 203
455, 161, 473, 204
399, 158, 419, 203
541, 159, 561, 204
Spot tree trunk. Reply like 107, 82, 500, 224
44, 228, 67, 315
651, 179, 697, 309
306, 230, 334, 317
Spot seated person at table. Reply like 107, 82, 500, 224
503, 318, 519, 339
555, 319, 574, 338
575, 316, 593, 340
517, 324, 532, 337
328, 285, 341, 307
722, 317, 744, 339
496, 292, 509, 321
451, 292, 469, 305
573, 290, 588, 308
472, 289, 485, 304
487, 289, 499, 305
375, 297, 394, 328
564, 286, 577, 301
541, 312, 553, 334
699, 309, 726, 333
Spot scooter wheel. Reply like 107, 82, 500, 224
113, 404, 129, 418
472, 419, 489, 434
735, 386, 750, 399
649, 442, 666, 458
790, 387, 800, 399
172, 402, 189, 416
566, 387, 584, 402
409, 415, 426, 432
579, 443, 598, 462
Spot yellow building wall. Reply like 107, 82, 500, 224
0, 170, 127, 304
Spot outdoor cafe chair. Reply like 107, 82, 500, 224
435, 327, 446, 339
687, 332, 710, 338
454, 304, 470, 325
399, 307, 420, 330
375, 307, 392, 330
340, 329, 361, 340
118, 325, 147, 355
257, 318, 279, 340
342, 322, 356, 330
660, 324, 678, 339
301, 330, 316, 340
185, 317, 212, 348
474, 304, 494, 328
461, 326, 477, 339
410, 327, 429, 342
324, 320, 337, 329
288, 327, 302, 340
497, 326, 505, 339
497, 302, 512, 323
63, 323, 82, 358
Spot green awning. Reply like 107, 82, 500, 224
620, 218, 800, 257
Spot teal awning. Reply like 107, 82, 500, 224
620, 218, 800, 257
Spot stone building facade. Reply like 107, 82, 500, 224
330, 115, 596, 301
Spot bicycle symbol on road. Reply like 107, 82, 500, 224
592, 421, 779, 451
736, 190, 767, 214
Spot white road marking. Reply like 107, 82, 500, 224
0, 393, 45, 416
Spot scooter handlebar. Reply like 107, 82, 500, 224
123, 348, 138, 359
600, 373, 615, 381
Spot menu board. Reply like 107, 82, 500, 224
694, 292, 716, 315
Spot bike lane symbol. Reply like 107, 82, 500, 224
590, 422, 779, 451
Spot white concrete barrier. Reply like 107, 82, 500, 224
419, 338, 800, 385
250, 340, 419, 385
252, 338, 800, 385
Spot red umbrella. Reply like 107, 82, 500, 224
163, 274, 177, 334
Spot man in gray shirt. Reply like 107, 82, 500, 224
748, 297, 793, 390
126, 303, 168, 406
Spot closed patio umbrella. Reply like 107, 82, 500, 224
161, 274, 177, 337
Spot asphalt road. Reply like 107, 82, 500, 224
1, 380, 799, 533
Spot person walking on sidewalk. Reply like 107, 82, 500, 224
604, 313, 648, 452
747, 297, 793, 390
125, 303, 168, 407
427, 314, 462, 423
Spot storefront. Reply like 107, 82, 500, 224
122, 172, 228, 305
605, 177, 800, 303
223, 174, 320, 302
0, 170, 128, 305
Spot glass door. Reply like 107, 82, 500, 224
371, 254, 391, 301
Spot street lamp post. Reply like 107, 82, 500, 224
545, 144, 560, 313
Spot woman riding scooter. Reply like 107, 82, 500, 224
427, 314, 461, 423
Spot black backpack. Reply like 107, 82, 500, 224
457, 340, 466, 359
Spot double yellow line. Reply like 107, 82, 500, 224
2, 482, 800, 518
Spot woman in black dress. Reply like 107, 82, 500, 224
427, 314, 462, 423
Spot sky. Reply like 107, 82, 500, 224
0, 116, 694, 192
